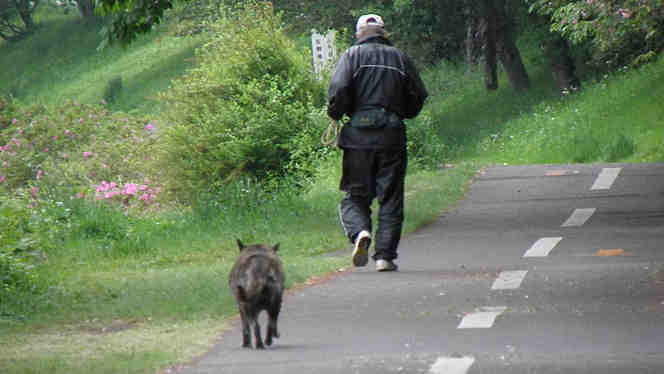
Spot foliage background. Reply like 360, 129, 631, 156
158, 2, 328, 201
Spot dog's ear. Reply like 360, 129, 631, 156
237, 239, 245, 251
272, 243, 280, 253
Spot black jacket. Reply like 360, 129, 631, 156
327, 35, 428, 149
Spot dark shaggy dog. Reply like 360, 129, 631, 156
229, 240, 285, 349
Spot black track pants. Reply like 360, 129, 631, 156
338, 147, 407, 261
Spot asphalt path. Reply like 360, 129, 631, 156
174, 163, 664, 374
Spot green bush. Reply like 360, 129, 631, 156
605, 133, 636, 161
0, 197, 37, 304
158, 1, 326, 201
103, 76, 123, 104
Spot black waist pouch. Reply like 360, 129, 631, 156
348, 108, 403, 129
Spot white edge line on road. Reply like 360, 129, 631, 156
561, 208, 596, 227
491, 270, 529, 290
457, 306, 507, 329
429, 356, 476, 374
523, 237, 563, 257
591, 167, 621, 190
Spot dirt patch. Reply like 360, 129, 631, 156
81, 319, 139, 335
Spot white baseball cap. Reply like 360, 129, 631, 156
356, 14, 385, 33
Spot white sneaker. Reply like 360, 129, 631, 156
352, 230, 371, 267
376, 259, 398, 272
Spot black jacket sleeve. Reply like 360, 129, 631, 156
402, 54, 428, 119
327, 50, 355, 120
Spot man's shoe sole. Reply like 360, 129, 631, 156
352, 236, 370, 267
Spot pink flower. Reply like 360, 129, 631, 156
36, 170, 43, 180
144, 123, 154, 131
105, 192, 112, 199
52, 136, 58, 141
2, 161, 7, 167
31, 187, 39, 198
139, 184, 148, 191
65, 129, 71, 136
77, 192, 85, 199
12, 138, 20, 146
17, 129, 23, 135
0, 146, 4, 152
44, 148, 49, 152
11, 118, 17, 124
618, 8, 633, 19
0, 175, 5, 183
101, 163, 108, 168
83, 151, 93, 158
110, 182, 117, 189
124, 183, 138, 196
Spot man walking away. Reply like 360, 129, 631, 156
328, 14, 428, 272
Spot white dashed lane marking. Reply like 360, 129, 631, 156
561, 208, 596, 227
591, 167, 621, 190
457, 306, 507, 329
523, 237, 563, 257
428, 356, 476, 374
492, 270, 528, 290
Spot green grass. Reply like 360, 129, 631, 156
0, 10, 203, 114
0, 158, 475, 374
443, 58, 664, 164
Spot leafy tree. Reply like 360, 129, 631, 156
463, 0, 531, 91
97, 0, 175, 44
528, 0, 664, 69
0, 0, 39, 41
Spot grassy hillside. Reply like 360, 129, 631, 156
471, 58, 664, 164
0, 10, 203, 114
410, 54, 664, 165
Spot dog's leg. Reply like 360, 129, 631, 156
251, 313, 264, 349
239, 304, 251, 348
266, 299, 282, 346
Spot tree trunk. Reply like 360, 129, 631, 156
465, 16, 474, 75
545, 37, 581, 94
464, 3, 476, 75
77, 0, 97, 23
495, 4, 530, 92
480, 1, 498, 90
14, 0, 35, 31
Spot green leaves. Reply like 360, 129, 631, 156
158, 1, 326, 201
528, 0, 664, 69
98, 0, 175, 44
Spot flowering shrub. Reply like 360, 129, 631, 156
0, 101, 161, 210
95, 180, 160, 209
